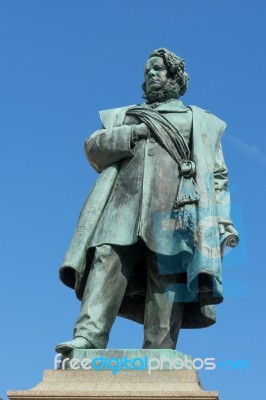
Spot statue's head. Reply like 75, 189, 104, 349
142, 48, 189, 104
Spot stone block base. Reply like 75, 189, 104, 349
8, 369, 218, 400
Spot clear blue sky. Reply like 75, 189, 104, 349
0, 1, 265, 399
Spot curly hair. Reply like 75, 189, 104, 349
142, 48, 189, 101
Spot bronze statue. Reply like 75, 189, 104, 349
56, 48, 239, 354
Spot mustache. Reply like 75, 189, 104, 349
147, 77, 159, 82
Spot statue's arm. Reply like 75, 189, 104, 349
213, 143, 238, 239
84, 121, 149, 172
84, 125, 135, 172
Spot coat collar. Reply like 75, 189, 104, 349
148, 99, 190, 113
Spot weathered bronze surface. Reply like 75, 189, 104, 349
56, 48, 239, 354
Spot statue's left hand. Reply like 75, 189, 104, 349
224, 224, 238, 235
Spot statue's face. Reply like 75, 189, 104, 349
144, 56, 169, 96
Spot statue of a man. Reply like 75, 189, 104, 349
56, 48, 238, 354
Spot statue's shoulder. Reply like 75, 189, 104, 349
189, 105, 226, 132
99, 104, 136, 129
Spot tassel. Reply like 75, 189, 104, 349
172, 176, 199, 233
174, 176, 200, 209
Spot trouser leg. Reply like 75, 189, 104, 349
143, 251, 185, 349
73, 242, 143, 348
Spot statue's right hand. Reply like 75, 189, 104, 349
123, 115, 141, 125
135, 123, 150, 139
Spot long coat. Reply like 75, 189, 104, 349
59, 100, 238, 328
87, 101, 193, 255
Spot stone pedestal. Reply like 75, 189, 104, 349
7, 350, 219, 400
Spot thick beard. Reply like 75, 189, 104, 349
143, 79, 180, 104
